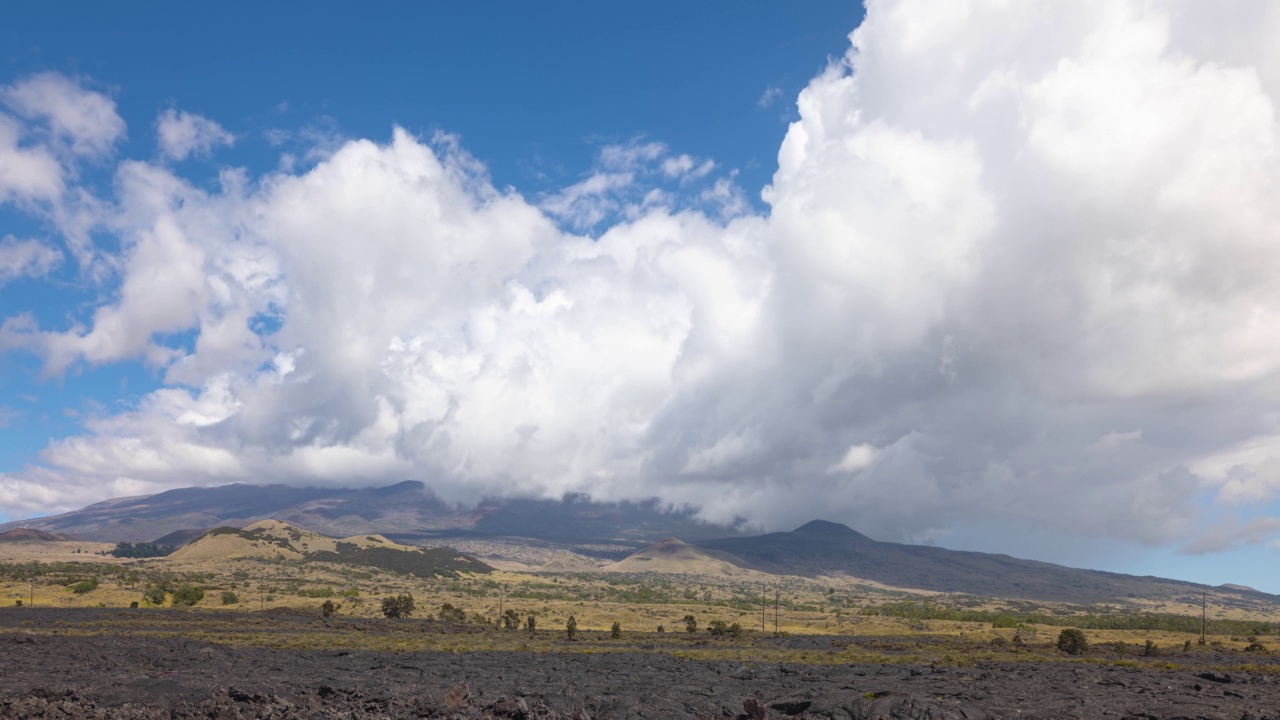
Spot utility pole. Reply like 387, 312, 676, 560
774, 586, 780, 635
761, 583, 766, 633
499, 584, 504, 620
260, 583, 265, 612
30, 576, 35, 607
1201, 591, 1207, 645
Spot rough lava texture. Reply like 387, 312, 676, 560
3, 630, 1280, 719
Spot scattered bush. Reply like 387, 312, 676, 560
656, 624, 665, 633
708, 619, 728, 637
298, 587, 335, 598
380, 594, 415, 618
1142, 639, 1160, 657
438, 603, 466, 622
990, 636, 1007, 648
566, 614, 577, 640
221, 591, 239, 605
321, 599, 336, 617
991, 616, 1018, 629
1246, 641, 1269, 653
129, 601, 138, 609
526, 615, 537, 633
683, 614, 698, 633
728, 622, 743, 640
142, 586, 167, 606
14, 600, 21, 607
1183, 640, 1192, 652
1110, 641, 1129, 655
1056, 628, 1088, 655
502, 609, 520, 630
610, 621, 621, 639
171, 585, 204, 607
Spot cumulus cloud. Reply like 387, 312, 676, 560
3, 1, 1280, 558
0, 115, 63, 202
155, 109, 234, 161
1, 72, 124, 157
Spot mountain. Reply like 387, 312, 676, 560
606, 538, 751, 576
0, 481, 739, 544
698, 520, 1280, 604
0, 528, 76, 543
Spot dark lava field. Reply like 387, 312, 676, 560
3, 609, 1280, 719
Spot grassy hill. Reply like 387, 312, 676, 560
170, 520, 491, 578
606, 538, 752, 577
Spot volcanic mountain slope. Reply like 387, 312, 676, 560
605, 538, 752, 577
0, 481, 739, 545
697, 520, 1280, 605
169, 520, 492, 577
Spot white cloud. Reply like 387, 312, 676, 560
0, 236, 62, 284
0, 115, 63, 202
758, 86, 783, 108
156, 109, 234, 161
828, 444, 878, 474
1, 72, 124, 157
2, 0, 1280, 557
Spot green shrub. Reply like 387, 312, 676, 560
68, 578, 99, 594
992, 616, 1018, 629
1142, 639, 1159, 657
380, 593, 415, 618
321, 599, 337, 617
683, 614, 698, 633
438, 603, 466, 622
221, 591, 239, 605
171, 585, 204, 607
610, 621, 621, 639
143, 586, 167, 606
1056, 628, 1088, 655
708, 619, 728, 637
526, 615, 537, 633
728, 622, 743, 640
566, 614, 577, 640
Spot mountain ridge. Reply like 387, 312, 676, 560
2, 481, 1275, 606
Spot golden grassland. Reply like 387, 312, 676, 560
2, 539, 1278, 663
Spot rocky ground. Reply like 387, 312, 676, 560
2, 610, 1279, 719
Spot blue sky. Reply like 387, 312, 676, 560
3, 2, 1280, 594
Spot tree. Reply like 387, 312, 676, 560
683, 614, 698, 633
566, 614, 577, 640
526, 615, 537, 633
321, 599, 337, 617
502, 609, 520, 630
708, 620, 728, 637
1056, 628, 1088, 655
728, 622, 743, 640
381, 593, 415, 618
610, 621, 621, 639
